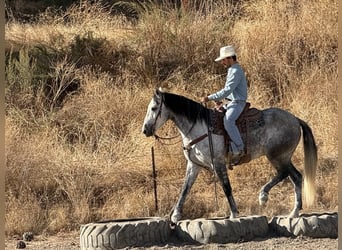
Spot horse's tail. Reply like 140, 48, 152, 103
299, 118, 317, 207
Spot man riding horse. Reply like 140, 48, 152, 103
201, 45, 248, 165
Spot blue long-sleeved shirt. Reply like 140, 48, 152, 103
208, 63, 248, 102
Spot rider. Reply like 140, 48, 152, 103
201, 45, 248, 164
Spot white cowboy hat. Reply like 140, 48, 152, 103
214, 45, 236, 62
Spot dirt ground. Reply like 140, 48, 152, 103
5, 231, 338, 250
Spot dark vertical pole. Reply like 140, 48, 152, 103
151, 147, 158, 211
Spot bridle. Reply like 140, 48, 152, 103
152, 93, 199, 146
152, 94, 180, 143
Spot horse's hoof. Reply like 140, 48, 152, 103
170, 212, 181, 225
229, 211, 239, 219
169, 222, 177, 230
259, 191, 268, 206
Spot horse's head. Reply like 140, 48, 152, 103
142, 88, 170, 137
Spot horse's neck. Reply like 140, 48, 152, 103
172, 115, 206, 139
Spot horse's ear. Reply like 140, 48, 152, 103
155, 87, 164, 96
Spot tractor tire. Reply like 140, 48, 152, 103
269, 212, 338, 238
175, 215, 269, 244
80, 217, 171, 250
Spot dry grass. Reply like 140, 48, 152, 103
5, 0, 337, 236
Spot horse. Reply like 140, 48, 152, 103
142, 88, 317, 225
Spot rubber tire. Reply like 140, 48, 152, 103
269, 212, 338, 238
80, 217, 171, 249
175, 215, 269, 244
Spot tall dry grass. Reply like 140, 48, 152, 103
5, 0, 337, 236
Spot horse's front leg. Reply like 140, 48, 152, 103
215, 163, 239, 218
170, 161, 200, 224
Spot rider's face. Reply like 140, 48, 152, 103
220, 57, 233, 67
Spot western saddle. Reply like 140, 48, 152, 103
210, 102, 265, 165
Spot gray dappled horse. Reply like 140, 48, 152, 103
142, 89, 317, 224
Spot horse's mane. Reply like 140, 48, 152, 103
160, 92, 209, 124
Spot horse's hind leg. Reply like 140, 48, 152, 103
288, 164, 303, 218
215, 163, 239, 218
260, 159, 303, 218
259, 170, 288, 206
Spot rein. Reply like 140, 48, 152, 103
153, 133, 182, 145
153, 120, 198, 146
154, 133, 180, 141
204, 103, 219, 210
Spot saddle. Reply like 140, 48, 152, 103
209, 102, 265, 164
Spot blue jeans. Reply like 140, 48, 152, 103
224, 100, 246, 154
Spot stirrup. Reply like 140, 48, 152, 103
227, 151, 234, 170
228, 150, 245, 169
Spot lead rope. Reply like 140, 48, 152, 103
204, 103, 219, 211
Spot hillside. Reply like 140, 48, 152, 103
5, 0, 337, 235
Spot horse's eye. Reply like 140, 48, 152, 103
151, 107, 158, 111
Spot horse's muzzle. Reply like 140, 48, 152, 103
142, 125, 154, 137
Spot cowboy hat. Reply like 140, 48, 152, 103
214, 45, 236, 62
